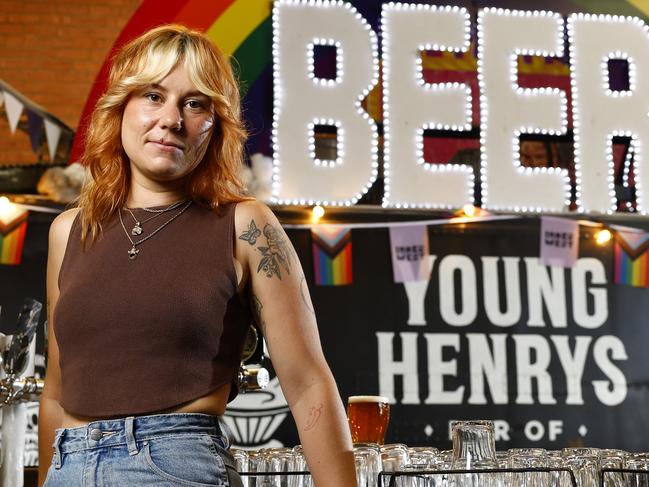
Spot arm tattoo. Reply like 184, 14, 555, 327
299, 275, 315, 315
239, 219, 261, 245
250, 294, 266, 333
257, 223, 292, 279
304, 403, 324, 432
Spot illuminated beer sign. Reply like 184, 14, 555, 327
272, 1, 649, 214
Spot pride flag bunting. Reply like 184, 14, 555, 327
4, 90, 23, 134
614, 229, 649, 287
389, 225, 430, 283
0, 207, 28, 265
311, 226, 352, 286
540, 216, 579, 268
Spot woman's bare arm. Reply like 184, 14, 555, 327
234, 201, 356, 486
38, 209, 77, 487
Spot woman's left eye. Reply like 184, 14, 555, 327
185, 100, 204, 110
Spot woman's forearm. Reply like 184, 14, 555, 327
290, 377, 357, 487
38, 396, 63, 486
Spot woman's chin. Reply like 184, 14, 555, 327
136, 162, 193, 184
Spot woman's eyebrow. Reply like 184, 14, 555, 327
148, 84, 208, 99
185, 91, 211, 99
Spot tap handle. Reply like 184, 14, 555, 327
238, 365, 269, 392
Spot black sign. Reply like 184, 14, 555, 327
277, 219, 649, 451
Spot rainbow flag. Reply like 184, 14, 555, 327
311, 226, 352, 286
614, 229, 649, 287
0, 208, 28, 265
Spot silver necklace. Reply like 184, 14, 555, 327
124, 200, 186, 236
118, 200, 193, 260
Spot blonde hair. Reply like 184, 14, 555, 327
77, 24, 248, 243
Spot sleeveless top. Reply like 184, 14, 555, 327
54, 202, 251, 417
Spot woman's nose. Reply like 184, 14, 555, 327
159, 103, 183, 131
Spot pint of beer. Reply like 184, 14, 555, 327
346, 395, 390, 444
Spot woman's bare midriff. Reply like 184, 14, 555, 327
60, 382, 231, 428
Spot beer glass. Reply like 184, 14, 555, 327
507, 448, 548, 487
353, 443, 382, 487
450, 420, 501, 487
599, 449, 625, 487
347, 395, 390, 445
231, 449, 249, 487
561, 448, 600, 487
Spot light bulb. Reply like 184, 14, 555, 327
463, 204, 476, 217
0, 196, 12, 217
595, 228, 612, 245
312, 205, 325, 223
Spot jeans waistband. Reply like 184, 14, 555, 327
52, 412, 226, 466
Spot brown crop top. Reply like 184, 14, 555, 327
53, 202, 251, 417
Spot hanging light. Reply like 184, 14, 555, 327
311, 205, 325, 223
0, 196, 11, 214
462, 204, 477, 217
0, 196, 21, 225
595, 228, 612, 245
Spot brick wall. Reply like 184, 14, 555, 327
0, 0, 142, 166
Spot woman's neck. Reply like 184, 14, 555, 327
126, 189, 188, 209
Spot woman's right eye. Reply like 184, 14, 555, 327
145, 93, 162, 103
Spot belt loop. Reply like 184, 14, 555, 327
52, 429, 64, 469
217, 417, 232, 449
124, 416, 138, 456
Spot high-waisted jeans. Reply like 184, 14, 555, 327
43, 412, 243, 486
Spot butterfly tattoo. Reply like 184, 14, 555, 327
239, 219, 262, 245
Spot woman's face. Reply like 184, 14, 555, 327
121, 64, 215, 188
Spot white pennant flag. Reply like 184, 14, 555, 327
3, 91, 23, 134
44, 118, 62, 161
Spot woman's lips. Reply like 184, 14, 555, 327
149, 140, 183, 152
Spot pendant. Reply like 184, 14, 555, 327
131, 223, 143, 236
128, 246, 140, 260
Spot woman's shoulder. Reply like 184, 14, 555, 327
49, 207, 80, 246
232, 199, 281, 234
232, 199, 275, 222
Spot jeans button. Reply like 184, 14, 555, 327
89, 428, 102, 441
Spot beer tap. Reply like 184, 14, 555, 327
238, 325, 269, 392
0, 375, 44, 405
0, 298, 43, 487
0, 298, 44, 405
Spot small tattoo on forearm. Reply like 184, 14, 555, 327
299, 275, 315, 315
304, 403, 324, 431
257, 223, 291, 279
239, 220, 261, 245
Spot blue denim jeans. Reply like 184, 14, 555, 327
43, 413, 243, 486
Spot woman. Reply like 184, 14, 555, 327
39, 25, 356, 486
